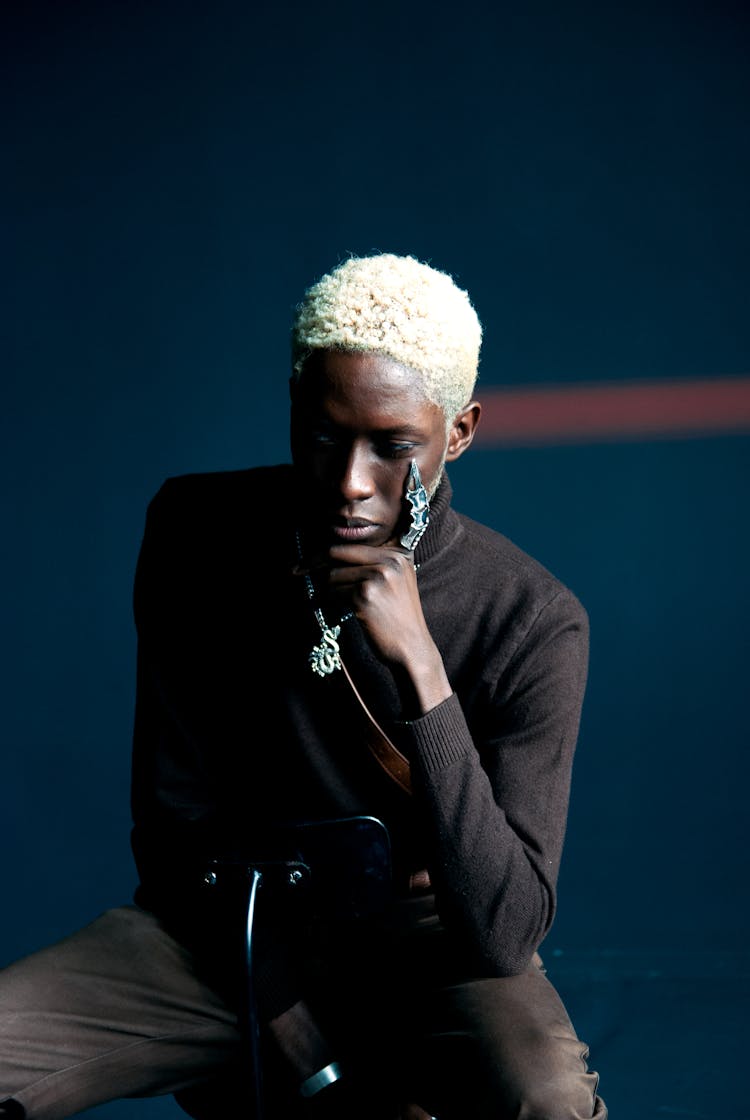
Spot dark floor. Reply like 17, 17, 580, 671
74, 950, 748, 1120
548, 949, 748, 1120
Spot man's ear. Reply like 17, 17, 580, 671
445, 401, 481, 462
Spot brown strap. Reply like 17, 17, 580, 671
339, 654, 413, 795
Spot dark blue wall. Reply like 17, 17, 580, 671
3, 0, 748, 1008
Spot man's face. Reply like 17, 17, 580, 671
290, 350, 449, 550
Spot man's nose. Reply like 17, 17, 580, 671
339, 443, 376, 501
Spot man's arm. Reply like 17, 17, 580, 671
401, 588, 589, 974
320, 538, 589, 974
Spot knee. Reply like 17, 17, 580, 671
494, 1045, 601, 1120
428, 1024, 597, 1120
512, 1075, 600, 1119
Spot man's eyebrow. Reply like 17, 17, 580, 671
313, 417, 425, 437
377, 424, 424, 437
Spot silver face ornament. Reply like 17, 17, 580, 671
399, 460, 430, 551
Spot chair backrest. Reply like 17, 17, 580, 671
198, 815, 393, 1120
202, 814, 393, 920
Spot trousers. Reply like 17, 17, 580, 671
0, 903, 607, 1120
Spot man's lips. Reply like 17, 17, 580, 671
330, 519, 381, 542
293, 518, 384, 573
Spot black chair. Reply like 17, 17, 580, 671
188, 816, 393, 1120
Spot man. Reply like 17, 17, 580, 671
0, 253, 606, 1119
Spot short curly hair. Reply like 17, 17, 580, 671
291, 253, 483, 422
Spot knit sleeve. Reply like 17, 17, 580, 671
398, 588, 589, 976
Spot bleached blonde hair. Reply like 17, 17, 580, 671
291, 253, 483, 423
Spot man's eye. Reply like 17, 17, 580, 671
380, 443, 414, 458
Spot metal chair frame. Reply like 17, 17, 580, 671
201, 815, 393, 1120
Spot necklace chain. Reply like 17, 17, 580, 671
296, 530, 353, 677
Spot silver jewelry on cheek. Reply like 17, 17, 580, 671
400, 459, 430, 551
295, 530, 354, 677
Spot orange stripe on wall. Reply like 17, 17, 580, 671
474, 376, 750, 446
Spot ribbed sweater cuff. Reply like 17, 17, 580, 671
399, 692, 470, 774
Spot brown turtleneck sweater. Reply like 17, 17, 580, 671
130, 464, 589, 1015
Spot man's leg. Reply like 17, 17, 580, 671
0, 906, 243, 1120
411, 954, 607, 1120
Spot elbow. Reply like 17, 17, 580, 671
472, 928, 542, 977
476, 890, 555, 977
482, 942, 540, 977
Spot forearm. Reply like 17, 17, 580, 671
392, 637, 453, 718
402, 679, 582, 976
268, 999, 334, 1081
408, 700, 554, 972
268, 1002, 435, 1119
